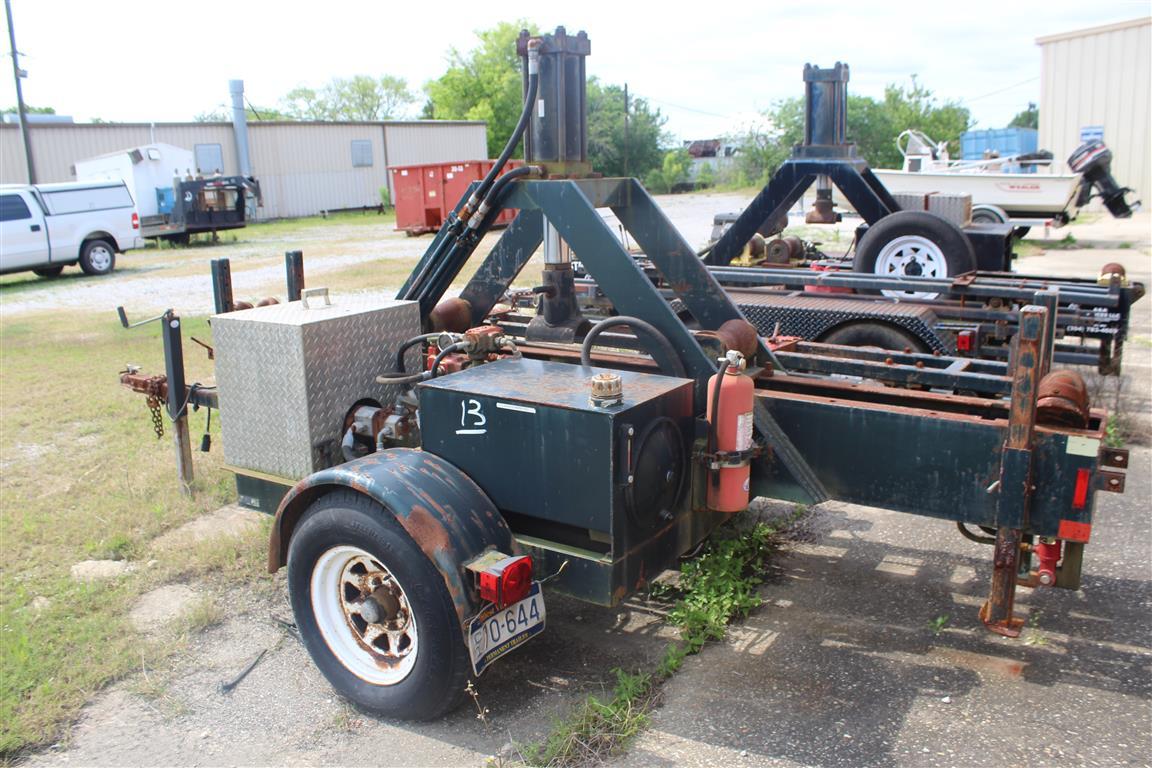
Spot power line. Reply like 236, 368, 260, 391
963, 76, 1040, 104
645, 96, 733, 119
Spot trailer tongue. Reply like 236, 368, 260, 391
119, 28, 1133, 721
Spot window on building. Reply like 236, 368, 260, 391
194, 144, 225, 175
0, 194, 32, 222
351, 140, 373, 168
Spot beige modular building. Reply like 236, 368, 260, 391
0, 120, 487, 220
1037, 16, 1151, 210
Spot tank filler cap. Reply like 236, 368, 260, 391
589, 372, 623, 408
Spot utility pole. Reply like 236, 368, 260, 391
5, 0, 35, 183
622, 82, 631, 177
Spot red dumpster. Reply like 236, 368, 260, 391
389, 160, 523, 236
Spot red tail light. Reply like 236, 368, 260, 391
478, 555, 533, 608
131, 212, 140, 230
1072, 467, 1091, 509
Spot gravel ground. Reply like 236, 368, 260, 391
14, 199, 1151, 767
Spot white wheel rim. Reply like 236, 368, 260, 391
311, 545, 419, 685
88, 245, 113, 272
874, 235, 947, 299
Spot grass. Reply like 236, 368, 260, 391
520, 509, 802, 767
0, 308, 266, 757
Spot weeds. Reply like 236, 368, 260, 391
521, 509, 803, 766
1023, 610, 1049, 647
1104, 414, 1125, 449
928, 615, 950, 635
521, 669, 655, 768
180, 597, 223, 634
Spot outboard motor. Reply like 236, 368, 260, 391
1068, 141, 1140, 218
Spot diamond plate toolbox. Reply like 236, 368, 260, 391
212, 294, 421, 480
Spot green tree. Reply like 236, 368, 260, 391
3, 104, 55, 114
645, 148, 692, 194
1008, 102, 1039, 129
195, 104, 294, 122
281, 75, 415, 121
586, 78, 667, 178
737, 76, 970, 177
424, 21, 538, 158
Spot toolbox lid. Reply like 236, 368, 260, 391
418, 358, 692, 412
212, 293, 416, 327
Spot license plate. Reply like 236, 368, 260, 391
468, 582, 546, 676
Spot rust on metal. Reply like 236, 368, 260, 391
1100, 447, 1129, 468
712, 318, 760, 359
982, 305, 1047, 637
1097, 471, 1125, 493
1036, 370, 1090, 428
429, 297, 473, 333
1098, 262, 1128, 287
269, 448, 515, 626
339, 554, 415, 669
120, 371, 169, 400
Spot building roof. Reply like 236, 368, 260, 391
1036, 15, 1150, 45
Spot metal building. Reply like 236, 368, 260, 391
0, 120, 487, 219
1037, 17, 1151, 208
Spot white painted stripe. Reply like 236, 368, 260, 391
455, 429, 488, 435
496, 402, 537, 414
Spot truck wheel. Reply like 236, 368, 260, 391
287, 491, 470, 720
820, 321, 929, 353
33, 266, 65, 278
853, 211, 975, 299
79, 240, 116, 276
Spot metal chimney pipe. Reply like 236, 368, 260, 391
229, 79, 251, 177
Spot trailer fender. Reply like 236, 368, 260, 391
268, 448, 516, 625
817, 319, 931, 353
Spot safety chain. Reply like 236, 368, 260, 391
146, 395, 165, 439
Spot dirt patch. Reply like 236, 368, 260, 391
129, 585, 200, 634
151, 504, 265, 552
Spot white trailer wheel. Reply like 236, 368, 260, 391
310, 545, 419, 686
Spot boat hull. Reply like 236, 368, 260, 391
871, 170, 1080, 218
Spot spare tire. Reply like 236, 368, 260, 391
853, 211, 975, 299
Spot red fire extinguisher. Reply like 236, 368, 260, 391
707, 351, 754, 512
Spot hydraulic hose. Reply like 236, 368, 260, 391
375, 370, 431, 386
458, 41, 540, 227
402, 43, 539, 304
579, 316, 688, 378
393, 333, 439, 374
467, 166, 541, 230
708, 357, 731, 489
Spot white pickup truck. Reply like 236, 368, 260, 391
0, 181, 143, 277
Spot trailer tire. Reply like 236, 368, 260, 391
820, 321, 929, 353
288, 490, 470, 721
971, 204, 1009, 225
33, 266, 65, 278
78, 239, 116, 276
853, 211, 975, 299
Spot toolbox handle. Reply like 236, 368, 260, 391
301, 286, 331, 309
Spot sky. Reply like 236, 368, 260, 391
2, 0, 1149, 144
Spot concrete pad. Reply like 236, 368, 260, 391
621, 448, 1152, 768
